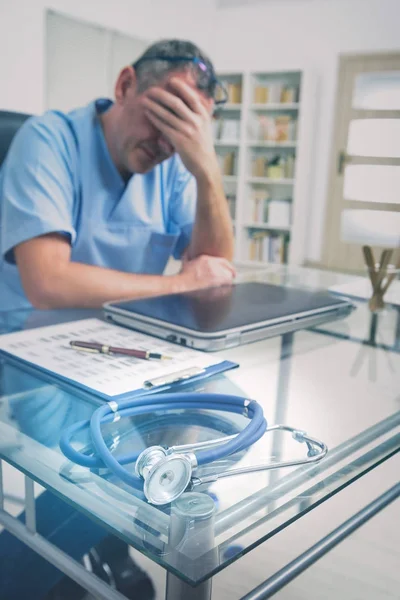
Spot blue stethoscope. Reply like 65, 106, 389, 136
60, 392, 328, 505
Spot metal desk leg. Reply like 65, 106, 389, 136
165, 492, 216, 600
24, 475, 36, 533
268, 332, 294, 499
0, 459, 4, 510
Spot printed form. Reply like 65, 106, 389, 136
0, 319, 222, 397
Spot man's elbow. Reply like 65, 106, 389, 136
224, 243, 235, 262
26, 288, 58, 310
215, 239, 234, 262
22, 277, 63, 309
188, 233, 235, 262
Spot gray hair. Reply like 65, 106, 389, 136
132, 39, 217, 99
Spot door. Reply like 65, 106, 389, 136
46, 10, 149, 112
322, 53, 400, 273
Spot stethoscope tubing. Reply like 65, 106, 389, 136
60, 392, 267, 490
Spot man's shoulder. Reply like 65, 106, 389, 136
18, 106, 86, 153
15, 102, 98, 160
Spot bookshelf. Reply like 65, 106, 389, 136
213, 69, 316, 267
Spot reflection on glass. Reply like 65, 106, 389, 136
347, 119, 400, 158
343, 164, 400, 204
352, 71, 400, 110
340, 209, 400, 246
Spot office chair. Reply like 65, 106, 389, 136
0, 110, 31, 507
0, 110, 31, 167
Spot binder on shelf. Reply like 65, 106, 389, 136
0, 319, 238, 402
254, 85, 269, 103
226, 82, 242, 104
247, 230, 289, 264
268, 200, 292, 228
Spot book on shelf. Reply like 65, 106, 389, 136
247, 230, 289, 264
217, 151, 236, 176
251, 154, 296, 179
253, 83, 299, 104
249, 189, 270, 223
281, 87, 298, 103
252, 156, 267, 178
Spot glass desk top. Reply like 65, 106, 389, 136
0, 266, 399, 585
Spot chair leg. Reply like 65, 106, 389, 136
362, 245, 393, 312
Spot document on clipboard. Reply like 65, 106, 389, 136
0, 318, 237, 399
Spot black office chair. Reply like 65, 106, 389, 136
0, 110, 31, 167
0, 110, 31, 503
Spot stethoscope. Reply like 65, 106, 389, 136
60, 392, 328, 505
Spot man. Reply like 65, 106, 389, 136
0, 39, 235, 599
0, 39, 235, 311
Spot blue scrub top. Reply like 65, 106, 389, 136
0, 99, 197, 311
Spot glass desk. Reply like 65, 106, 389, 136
0, 266, 399, 600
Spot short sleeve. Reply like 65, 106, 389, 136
167, 160, 197, 260
0, 114, 77, 264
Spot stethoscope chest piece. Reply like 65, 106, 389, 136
135, 445, 196, 505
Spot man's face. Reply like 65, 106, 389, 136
113, 68, 213, 176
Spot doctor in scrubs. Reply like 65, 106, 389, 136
0, 39, 234, 600
0, 39, 234, 311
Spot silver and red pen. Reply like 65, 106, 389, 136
70, 340, 171, 360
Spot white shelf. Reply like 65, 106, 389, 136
247, 177, 294, 185
246, 141, 297, 148
214, 140, 240, 147
218, 103, 242, 111
251, 103, 300, 111
244, 222, 291, 231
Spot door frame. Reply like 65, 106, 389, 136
320, 51, 400, 273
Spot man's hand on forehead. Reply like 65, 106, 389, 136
141, 76, 217, 179
144, 77, 212, 115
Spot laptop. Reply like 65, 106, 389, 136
103, 281, 355, 352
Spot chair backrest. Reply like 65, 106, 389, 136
0, 110, 31, 168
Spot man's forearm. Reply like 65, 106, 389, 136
29, 261, 187, 309
187, 168, 235, 261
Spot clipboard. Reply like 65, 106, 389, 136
0, 318, 238, 401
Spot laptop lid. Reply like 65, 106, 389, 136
104, 282, 353, 337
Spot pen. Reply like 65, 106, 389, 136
69, 340, 172, 360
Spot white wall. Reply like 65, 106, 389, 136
0, 0, 216, 115
209, 0, 400, 263
2, 0, 399, 264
